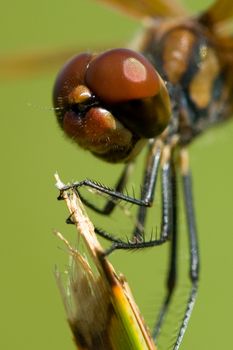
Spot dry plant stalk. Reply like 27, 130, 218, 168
54, 173, 157, 350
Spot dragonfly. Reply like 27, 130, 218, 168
52, 0, 233, 348
53, 0, 233, 348
1, 0, 230, 349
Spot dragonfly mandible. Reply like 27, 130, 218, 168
53, 0, 233, 349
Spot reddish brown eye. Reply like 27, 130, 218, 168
85, 48, 160, 104
53, 53, 93, 124
62, 107, 143, 163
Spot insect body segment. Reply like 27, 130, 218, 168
142, 20, 231, 145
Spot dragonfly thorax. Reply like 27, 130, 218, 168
143, 22, 226, 144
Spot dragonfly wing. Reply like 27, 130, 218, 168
198, 0, 233, 69
217, 36, 233, 60
95, 0, 188, 19
199, 0, 233, 25
0, 43, 116, 80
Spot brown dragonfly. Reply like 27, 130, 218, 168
2, 0, 232, 349
52, 1, 232, 348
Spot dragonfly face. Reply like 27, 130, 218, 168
53, 48, 171, 162
53, 1, 233, 349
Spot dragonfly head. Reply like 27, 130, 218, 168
53, 48, 171, 162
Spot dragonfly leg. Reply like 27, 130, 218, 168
132, 141, 172, 241
152, 154, 178, 341
172, 149, 200, 350
97, 143, 174, 254
59, 139, 162, 209
75, 162, 134, 215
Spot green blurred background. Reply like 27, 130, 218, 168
1, 0, 233, 349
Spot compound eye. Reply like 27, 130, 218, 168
53, 53, 93, 115
85, 48, 161, 104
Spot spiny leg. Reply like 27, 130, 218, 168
152, 151, 178, 341
132, 139, 162, 240
60, 162, 134, 215
61, 139, 163, 246
63, 138, 160, 242
172, 149, 200, 350
98, 142, 175, 255
59, 140, 163, 208
132, 141, 174, 242
58, 162, 133, 215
